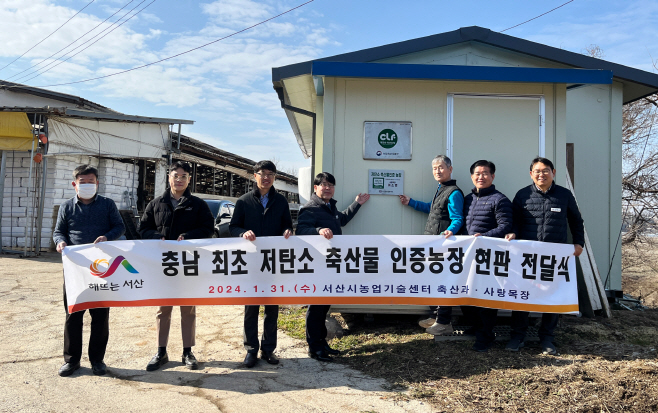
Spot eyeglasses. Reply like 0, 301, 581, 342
318, 182, 334, 188
170, 174, 190, 181
532, 169, 552, 176
256, 172, 276, 179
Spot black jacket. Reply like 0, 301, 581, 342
229, 186, 293, 237
296, 193, 361, 235
139, 188, 214, 240
511, 183, 585, 246
424, 179, 463, 235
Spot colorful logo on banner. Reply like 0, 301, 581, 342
90, 256, 139, 278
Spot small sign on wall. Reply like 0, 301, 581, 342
368, 169, 404, 195
363, 121, 412, 160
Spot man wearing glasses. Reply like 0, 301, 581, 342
504, 157, 584, 355
296, 172, 370, 362
139, 161, 214, 371
229, 160, 293, 368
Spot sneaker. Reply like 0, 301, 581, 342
541, 340, 557, 355
426, 322, 454, 335
472, 341, 493, 352
505, 337, 525, 352
418, 317, 436, 329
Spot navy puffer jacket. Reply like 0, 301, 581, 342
511, 183, 585, 246
462, 185, 513, 238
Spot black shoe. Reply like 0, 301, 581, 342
260, 351, 279, 365
472, 341, 493, 353
244, 352, 258, 368
146, 353, 169, 371
323, 345, 340, 356
308, 350, 333, 362
182, 352, 198, 370
91, 361, 107, 375
58, 362, 80, 377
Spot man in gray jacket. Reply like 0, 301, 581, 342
53, 164, 125, 377
296, 172, 370, 362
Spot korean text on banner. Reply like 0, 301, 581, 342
62, 235, 578, 314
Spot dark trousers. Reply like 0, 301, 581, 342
63, 285, 109, 363
306, 305, 331, 352
474, 307, 498, 344
437, 306, 497, 343
243, 305, 278, 353
510, 311, 559, 342
436, 306, 453, 324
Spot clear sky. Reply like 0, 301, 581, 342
1, 0, 656, 173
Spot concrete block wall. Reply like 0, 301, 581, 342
1, 153, 139, 251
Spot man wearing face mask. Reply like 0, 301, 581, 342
53, 165, 125, 377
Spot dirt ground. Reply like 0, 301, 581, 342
2, 242, 657, 413
0, 253, 432, 413
312, 242, 658, 413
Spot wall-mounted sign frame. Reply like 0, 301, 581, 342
363, 121, 412, 160
368, 169, 404, 195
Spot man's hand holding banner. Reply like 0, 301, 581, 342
63, 235, 578, 314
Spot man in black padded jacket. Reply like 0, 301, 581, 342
139, 161, 214, 371
296, 172, 370, 362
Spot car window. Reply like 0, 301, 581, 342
227, 204, 235, 215
220, 204, 229, 216
204, 200, 220, 218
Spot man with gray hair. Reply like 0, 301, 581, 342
399, 154, 464, 335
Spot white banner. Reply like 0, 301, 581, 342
62, 235, 578, 314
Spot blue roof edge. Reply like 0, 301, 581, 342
310, 62, 613, 84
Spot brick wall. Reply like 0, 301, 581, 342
1, 153, 139, 251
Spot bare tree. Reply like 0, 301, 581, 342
621, 93, 658, 245
618, 56, 658, 277
582, 47, 658, 276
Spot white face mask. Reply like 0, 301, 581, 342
76, 183, 97, 200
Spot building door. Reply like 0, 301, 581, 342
447, 94, 545, 200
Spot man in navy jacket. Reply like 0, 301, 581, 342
462, 160, 513, 352
505, 157, 584, 355
296, 172, 370, 361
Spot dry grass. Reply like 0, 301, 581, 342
279, 243, 658, 412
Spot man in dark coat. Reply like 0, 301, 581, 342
296, 172, 370, 362
505, 157, 585, 355
139, 161, 214, 371
399, 154, 464, 335
54, 164, 125, 377
229, 160, 293, 368
462, 160, 513, 352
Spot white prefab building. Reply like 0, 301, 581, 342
272, 26, 658, 297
